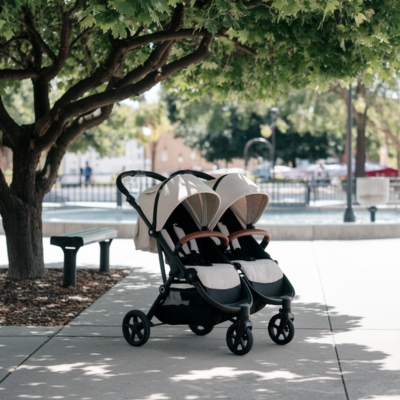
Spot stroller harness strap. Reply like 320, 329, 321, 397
218, 223, 240, 250
161, 225, 211, 266
173, 224, 199, 254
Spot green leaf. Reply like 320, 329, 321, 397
201, 61, 219, 70
237, 29, 249, 44
355, 13, 368, 27
324, 0, 339, 17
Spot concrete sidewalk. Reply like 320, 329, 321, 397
1, 236, 400, 399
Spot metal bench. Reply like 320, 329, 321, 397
50, 227, 118, 287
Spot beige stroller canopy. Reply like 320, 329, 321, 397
134, 174, 221, 253
206, 173, 270, 229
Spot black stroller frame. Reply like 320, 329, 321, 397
117, 169, 254, 355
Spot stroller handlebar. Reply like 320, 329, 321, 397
169, 169, 215, 181
228, 229, 271, 244
116, 170, 166, 198
178, 230, 229, 247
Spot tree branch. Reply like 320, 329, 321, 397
0, 98, 22, 148
118, 40, 175, 87
38, 105, 113, 192
57, 35, 213, 124
160, 35, 213, 79
0, 68, 38, 80
121, 28, 209, 52
23, 11, 44, 69
367, 116, 400, 152
39, 11, 73, 83
0, 48, 25, 67
69, 28, 93, 50
216, 34, 258, 57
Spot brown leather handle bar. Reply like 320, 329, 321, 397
179, 231, 229, 247
228, 229, 271, 244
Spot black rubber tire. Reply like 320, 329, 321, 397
122, 310, 151, 347
268, 314, 295, 345
188, 324, 214, 336
226, 324, 253, 356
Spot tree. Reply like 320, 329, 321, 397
68, 103, 140, 157
168, 90, 345, 166
133, 101, 172, 172
332, 79, 400, 176
2, 1, 400, 280
168, 96, 270, 165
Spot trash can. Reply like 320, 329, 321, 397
356, 177, 389, 221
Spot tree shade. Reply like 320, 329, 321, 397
1, 0, 400, 279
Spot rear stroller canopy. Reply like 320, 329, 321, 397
134, 174, 221, 253
206, 173, 270, 229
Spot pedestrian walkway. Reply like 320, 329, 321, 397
1, 236, 400, 399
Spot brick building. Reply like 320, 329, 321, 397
148, 131, 257, 176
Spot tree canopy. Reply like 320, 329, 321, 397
2, 0, 400, 280
166, 91, 345, 167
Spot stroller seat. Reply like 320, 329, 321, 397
203, 173, 296, 346
161, 218, 243, 305
217, 221, 285, 300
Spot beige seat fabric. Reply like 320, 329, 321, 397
234, 259, 283, 284
189, 264, 240, 290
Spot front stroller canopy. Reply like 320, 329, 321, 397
207, 173, 270, 229
134, 174, 221, 253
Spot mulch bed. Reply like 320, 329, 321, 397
0, 268, 133, 326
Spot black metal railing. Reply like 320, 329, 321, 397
44, 174, 400, 206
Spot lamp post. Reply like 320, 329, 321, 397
243, 138, 273, 175
344, 84, 356, 222
270, 107, 279, 179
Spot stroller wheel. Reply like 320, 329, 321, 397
122, 310, 151, 347
226, 324, 253, 356
268, 314, 295, 345
188, 324, 214, 336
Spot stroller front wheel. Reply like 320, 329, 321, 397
122, 310, 151, 347
189, 324, 214, 336
226, 324, 253, 356
268, 314, 295, 345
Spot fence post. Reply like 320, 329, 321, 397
116, 187, 122, 208
306, 181, 311, 205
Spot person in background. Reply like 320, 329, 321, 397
84, 162, 92, 185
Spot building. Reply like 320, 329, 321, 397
59, 139, 147, 184
149, 132, 257, 176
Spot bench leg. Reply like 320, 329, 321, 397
99, 239, 113, 272
62, 247, 79, 287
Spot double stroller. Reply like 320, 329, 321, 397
116, 170, 295, 356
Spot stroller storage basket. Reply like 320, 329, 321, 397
154, 287, 230, 326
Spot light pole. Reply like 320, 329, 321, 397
344, 84, 356, 222
270, 107, 279, 180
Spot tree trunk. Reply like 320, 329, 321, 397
398, 148, 400, 177
2, 199, 45, 280
355, 112, 367, 177
0, 140, 46, 280
151, 141, 158, 172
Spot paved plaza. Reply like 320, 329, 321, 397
1, 234, 400, 399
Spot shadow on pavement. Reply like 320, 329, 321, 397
1, 271, 399, 399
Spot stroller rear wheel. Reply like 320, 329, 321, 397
226, 324, 253, 356
268, 314, 295, 345
122, 310, 151, 347
188, 324, 214, 336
